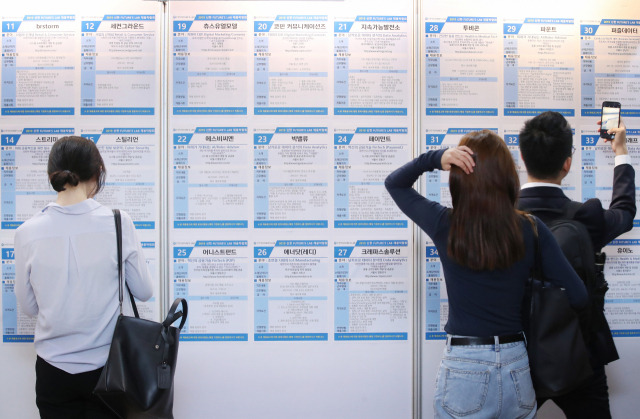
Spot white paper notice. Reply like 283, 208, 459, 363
173, 14, 248, 115
580, 19, 640, 117
2, 15, 76, 115
254, 240, 329, 341
81, 14, 157, 115
254, 15, 330, 115
425, 17, 499, 116
334, 16, 410, 116
334, 240, 409, 340
173, 240, 250, 341
503, 18, 577, 117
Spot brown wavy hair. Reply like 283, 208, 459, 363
447, 130, 524, 270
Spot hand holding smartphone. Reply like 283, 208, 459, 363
600, 101, 621, 140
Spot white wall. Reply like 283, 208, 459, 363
1, 1, 639, 419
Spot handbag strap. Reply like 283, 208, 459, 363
113, 209, 139, 318
158, 298, 188, 369
163, 298, 188, 331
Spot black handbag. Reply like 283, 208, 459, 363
94, 209, 188, 419
524, 217, 593, 399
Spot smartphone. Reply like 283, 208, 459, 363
600, 101, 621, 140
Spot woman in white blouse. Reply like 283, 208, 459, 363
14, 136, 154, 418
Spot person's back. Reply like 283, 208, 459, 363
14, 136, 154, 418
16, 200, 147, 371
386, 130, 587, 418
518, 111, 635, 418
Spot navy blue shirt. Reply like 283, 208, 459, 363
385, 149, 587, 337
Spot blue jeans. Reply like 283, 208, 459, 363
433, 336, 537, 419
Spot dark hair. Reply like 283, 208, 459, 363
519, 111, 573, 179
448, 130, 525, 270
47, 136, 106, 195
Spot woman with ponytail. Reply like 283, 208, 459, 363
14, 136, 153, 418
386, 130, 588, 418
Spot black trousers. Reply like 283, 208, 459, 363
538, 366, 611, 419
35, 356, 118, 419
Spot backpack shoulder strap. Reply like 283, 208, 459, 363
559, 200, 582, 220
526, 199, 583, 222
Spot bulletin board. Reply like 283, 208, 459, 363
1, 1, 639, 418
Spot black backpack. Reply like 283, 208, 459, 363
527, 201, 617, 364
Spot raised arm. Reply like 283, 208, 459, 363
587, 117, 636, 248
385, 147, 474, 237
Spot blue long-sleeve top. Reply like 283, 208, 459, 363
385, 149, 588, 337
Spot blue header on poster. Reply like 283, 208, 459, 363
504, 135, 519, 146
446, 128, 496, 134
275, 15, 327, 21
195, 241, 248, 247
275, 240, 327, 247
254, 134, 274, 144
275, 127, 327, 134
446, 17, 496, 23
2, 249, 15, 260
601, 19, 640, 26
194, 127, 247, 134
524, 18, 573, 24
356, 240, 407, 247
355, 128, 407, 134
503, 23, 523, 34
173, 21, 193, 32
195, 15, 247, 21
254, 247, 274, 258
334, 22, 354, 32
23, 128, 73, 134
425, 22, 444, 33
103, 128, 154, 134
335, 247, 354, 258
426, 246, 439, 258
334, 134, 354, 144
24, 15, 74, 21
581, 25, 599, 35
103, 15, 155, 21
356, 16, 406, 22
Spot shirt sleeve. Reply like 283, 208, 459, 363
536, 218, 588, 309
13, 228, 39, 317
120, 210, 154, 302
614, 154, 632, 166
385, 149, 449, 238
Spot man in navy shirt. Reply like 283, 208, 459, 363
517, 111, 636, 418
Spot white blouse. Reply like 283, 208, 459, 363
14, 199, 153, 374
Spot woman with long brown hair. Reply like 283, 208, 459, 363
386, 130, 587, 418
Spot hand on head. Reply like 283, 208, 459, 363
441, 146, 475, 174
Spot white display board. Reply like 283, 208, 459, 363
419, 2, 640, 418
0, 1, 163, 418
0, 1, 639, 419
167, 2, 414, 418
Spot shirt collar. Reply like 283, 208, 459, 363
521, 182, 563, 190
43, 198, 101, 214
